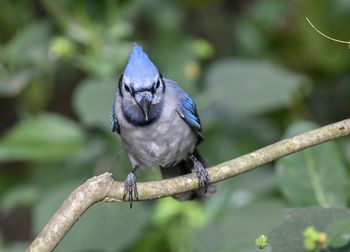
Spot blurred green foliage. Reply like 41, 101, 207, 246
0, 0, 350, 251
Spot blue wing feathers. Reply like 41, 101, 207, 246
182, 97, 201, 130
177, 94, 203, 140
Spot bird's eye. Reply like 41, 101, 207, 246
124, 84, 131, 93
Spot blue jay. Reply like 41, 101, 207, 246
112, 44, 216, 207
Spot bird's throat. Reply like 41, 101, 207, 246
122, 101, 163, 127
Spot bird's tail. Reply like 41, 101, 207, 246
160, 149, 216, 201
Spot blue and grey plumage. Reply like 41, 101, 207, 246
112, 44, 215, 206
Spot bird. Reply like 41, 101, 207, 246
111, 44, 216, 207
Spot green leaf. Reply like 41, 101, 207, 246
248, 0, 290, 31
3, 22, 51, 70
276, 121, 348, 207
0, 68, 33, 97
78, 40, 131, 76
194, 199, 285, 252
73, 78, 116, 130
0, 113, 84, 162
269, 207, 350, 252
204, 166, 278, 221
153, 39, 200, 93
201, 59, 306, 115
32, 180, 82, 234
33, 181, 152, 252
0, 243, 28, 252
0, 22, 52, 97
57, 203, 151, 252
1, 184, 39, 211
326, 217, 350, 248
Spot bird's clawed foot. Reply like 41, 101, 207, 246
191, 155, 211, 193
123, 172, 138, 208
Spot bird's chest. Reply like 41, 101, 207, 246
120, 115, 196, 167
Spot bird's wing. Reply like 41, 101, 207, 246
176, 93, 203, 141
111, 96, 120, 134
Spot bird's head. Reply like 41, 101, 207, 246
119, 44, 165, 125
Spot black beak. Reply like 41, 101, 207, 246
134, 91, 152, 122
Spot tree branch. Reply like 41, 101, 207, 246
27, 119, 350, 252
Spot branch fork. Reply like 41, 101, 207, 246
27, 119, 350, 252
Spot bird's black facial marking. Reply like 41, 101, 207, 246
118, 74, 124, 97
159, 73, 165, 93
122, 99, 164, 127
118, 74, 136, 97
155, 79, 161, 89
150, 79, 161, 95
119, 72, 166, 127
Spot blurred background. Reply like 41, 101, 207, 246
1, 0, 350, 251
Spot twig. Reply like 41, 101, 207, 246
27, 119, 350, 252
306, 17, 350, 48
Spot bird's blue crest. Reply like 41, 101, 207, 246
124, 44, 158, 82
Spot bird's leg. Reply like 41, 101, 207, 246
190, 155, 211, 193
123, 165, 139, 208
